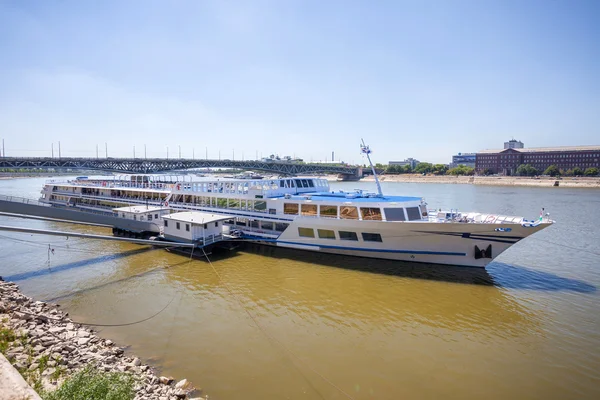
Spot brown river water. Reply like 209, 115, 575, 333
1, 177, 599, 399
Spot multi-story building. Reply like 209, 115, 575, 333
504, 139, 524, 149
476, 145, 600, 175
389, 158, 420, 169
450, 153, 476, 168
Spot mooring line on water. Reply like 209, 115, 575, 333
529, 237, 600, 257
160, 255, 195, 362
200, 247, 355, 400
7, 294, 176, 327
0, 233, 113, 255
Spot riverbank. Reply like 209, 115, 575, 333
361, 174, 600, 188
0, 278, 204, 400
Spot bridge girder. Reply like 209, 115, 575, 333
0, 157, 360, 176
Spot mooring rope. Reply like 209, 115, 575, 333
7, 294, 176, 327
200, 247, 355, 400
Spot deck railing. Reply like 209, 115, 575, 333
0, 194, 51, 207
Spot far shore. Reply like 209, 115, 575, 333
2, 171, 599, 189
359, 174, 600, 188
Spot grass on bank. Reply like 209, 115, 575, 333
1, 319, 135, 400
43, 366, 136, 400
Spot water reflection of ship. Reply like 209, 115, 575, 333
160, 245, 542, 336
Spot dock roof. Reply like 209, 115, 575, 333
162, 211, 233, 224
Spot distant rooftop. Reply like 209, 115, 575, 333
478, 145, 600, 154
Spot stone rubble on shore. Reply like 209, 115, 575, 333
0, 278, 206, 400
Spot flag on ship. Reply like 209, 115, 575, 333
360, 144, 371, 154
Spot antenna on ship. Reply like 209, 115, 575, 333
361, 138, 383, 197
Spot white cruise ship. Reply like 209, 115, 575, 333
39, 172, 553, 268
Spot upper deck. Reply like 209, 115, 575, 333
277, 192, 422, 203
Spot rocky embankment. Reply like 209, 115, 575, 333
0, 278, 204, 400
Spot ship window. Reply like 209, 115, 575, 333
384, 208, 406, 221
269, 208, 276, 214
307, 180, 314, 187
148, 214, 153, 221
317, 229, 336, 239
176, 222, 181, 230
319, 205, 337, 218
133, 215, 137, 220
339, 231, 358, 241
155, 214, 159, 219
298, 227, 315, 238
301, 204, 318, 216
301, 179, 309, 188
217, 198, 228, 208
228, 199, 240, 210
186, 224, 190, 232
280, 180, 285, 188
284, 203, 299, 215
122, 213, 126, 218
295, 179, 302, 188
340, 206, 359, 219
406, 207, 422, 221
236, 218, 247, 226
164, 220, 169, 227
360, 207, 382, 221
275, 222, 289, 232
204, 224, 208, 229
250, 220, 259, 228
260, 221, 274, 230
362, 232, 382, 242
419, 205, 428, 217
215, 222, 219, 227
254, 201, 267, 212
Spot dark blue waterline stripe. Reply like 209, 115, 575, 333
245, 237, 466, 256
415, 231, 524, 240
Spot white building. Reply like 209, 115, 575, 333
112, 205, 171, 223
389, 158, 420, 169
504, 139, 524, 149
162, 211, 232, 243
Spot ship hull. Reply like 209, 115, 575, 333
256, 218, 552, 268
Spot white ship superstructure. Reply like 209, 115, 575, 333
40, 173, 553, 267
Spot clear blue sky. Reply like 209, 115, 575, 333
0, 0, 598, 164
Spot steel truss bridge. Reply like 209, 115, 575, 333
0, 157, 362, 176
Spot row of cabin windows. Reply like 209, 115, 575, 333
224, 218, 290, 232
284, 203, 424, 221
298, 228, 382, 242
178, 197, 269, 212
164, 220, 218, 231
172, 179, 328, 194
125, 213, 161, 221
278, 179, 315, 188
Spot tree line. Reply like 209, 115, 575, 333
372, 163, 599, 177
375, 163, 476, 176
515, 164, 599, 177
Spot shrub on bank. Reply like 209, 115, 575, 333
584, 167, 599, 176
447, 165, 475, 175
43, 366, 136, 400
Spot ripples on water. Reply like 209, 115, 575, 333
1, 177, 599, 399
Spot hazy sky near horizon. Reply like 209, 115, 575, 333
0, 0, 598, 164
